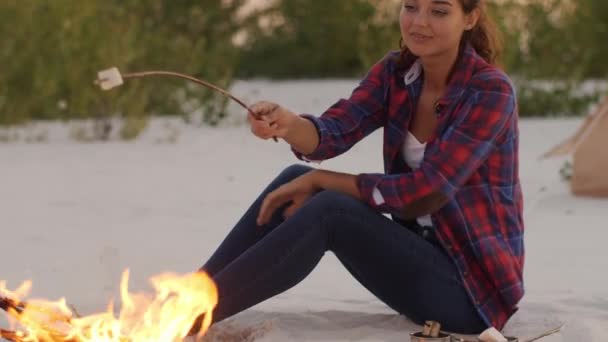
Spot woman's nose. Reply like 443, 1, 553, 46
412, 11, 429, 27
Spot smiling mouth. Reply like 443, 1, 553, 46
410, 32, 432, 40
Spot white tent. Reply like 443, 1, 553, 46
543, 96, 608, 197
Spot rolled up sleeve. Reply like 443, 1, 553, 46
292, 53, 392, 162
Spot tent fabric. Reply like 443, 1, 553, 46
543, 96, 608, 197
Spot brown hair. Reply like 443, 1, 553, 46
398, 0, 503, 67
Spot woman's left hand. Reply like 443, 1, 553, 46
257, 171, 320, 226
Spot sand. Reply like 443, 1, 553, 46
1, 79, 607, 341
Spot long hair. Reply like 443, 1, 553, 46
397, 0, 503, 68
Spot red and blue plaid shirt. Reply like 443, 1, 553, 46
294, 44, 524, 329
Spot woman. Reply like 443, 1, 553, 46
194, 0, 524, 335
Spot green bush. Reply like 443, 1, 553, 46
516, 82, 602, 117
2, 0, 606, 127
237, 0, 379, 79
0, 1, 250, 136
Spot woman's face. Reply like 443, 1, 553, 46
400, 0, 479, 59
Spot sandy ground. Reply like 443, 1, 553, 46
1, 80, 607, 341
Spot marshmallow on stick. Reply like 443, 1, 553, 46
94, 67, 278, 141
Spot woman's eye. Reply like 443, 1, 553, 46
404, 4, 417, 12
432, 9, 448, 16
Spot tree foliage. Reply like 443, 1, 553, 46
239, 0, 606, 116
498, 0, 606, 115
1, 0, 607, 126
237, 0, 382, 78
0, 0, 249, 127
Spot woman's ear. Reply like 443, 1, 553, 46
465, 8, 481, 31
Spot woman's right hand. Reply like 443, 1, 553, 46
248, 101, 298, 140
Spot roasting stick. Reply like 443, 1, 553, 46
522, 323, 564, 342
95, 68, 279, 142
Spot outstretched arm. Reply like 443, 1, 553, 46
248, 53, 393, 162
247, 101, 320, 155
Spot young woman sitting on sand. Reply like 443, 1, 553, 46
192, 0, 524, 335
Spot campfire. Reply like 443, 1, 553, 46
0, 270, 217, 341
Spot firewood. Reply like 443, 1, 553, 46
1, 295, 80, 322
1, 328, 130, 342
0, 296, 25, 314
0, 328, 25, 342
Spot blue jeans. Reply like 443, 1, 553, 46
200, 164, 486, 334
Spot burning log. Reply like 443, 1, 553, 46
1, 271, 218, 341
1, 294, 75, 326
1, 328, 24, 342
1, 296, 26, 314
0, 328, 78, 342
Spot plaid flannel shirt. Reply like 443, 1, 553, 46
293, 44, 524, 329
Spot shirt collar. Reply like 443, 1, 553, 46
403, 44, 482, 106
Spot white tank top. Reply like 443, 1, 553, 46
402, 131, 433, 227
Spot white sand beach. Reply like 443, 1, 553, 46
1, 80, 607, 341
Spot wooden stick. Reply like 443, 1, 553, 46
1, 297, 115, 341
118, 71, 279, 142
1, 295, 79, 325
122, 71, 251, 115
522, 323, 564, 342
68, 304, 82, 319
0, 296, 25, 314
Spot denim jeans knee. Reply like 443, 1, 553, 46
276, 164, 314, 183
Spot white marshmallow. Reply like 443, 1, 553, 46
97, 67, 124, 90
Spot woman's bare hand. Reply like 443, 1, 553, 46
257, 171, 320, 226
248, 101, 297, 140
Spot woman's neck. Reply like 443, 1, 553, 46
419, 46, 460, 93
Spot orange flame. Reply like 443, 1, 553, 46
0, 270, 217, 341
